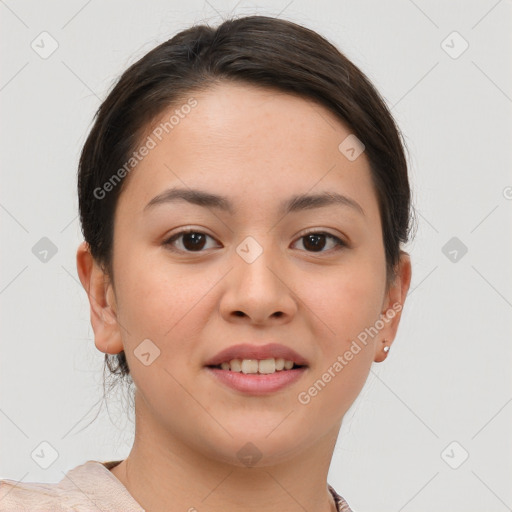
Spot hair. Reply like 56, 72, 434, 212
77, 14, 415, 388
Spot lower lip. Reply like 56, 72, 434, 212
205, 367, 308, 395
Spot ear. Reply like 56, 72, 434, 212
374, 251, 412, 363
76, 241, 123, 355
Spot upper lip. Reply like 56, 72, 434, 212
205, 343, 309, 367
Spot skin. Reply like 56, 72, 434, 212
77, 82, 411, 512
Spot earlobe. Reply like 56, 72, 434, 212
76, 241, 124, 355
374, 339, 390, 363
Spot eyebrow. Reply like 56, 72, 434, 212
144, 187, 365, 216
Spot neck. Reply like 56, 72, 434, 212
110, 392, 341, 512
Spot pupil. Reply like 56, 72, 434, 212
304, 234, 325, 252
183, 232, 206, 251
180, 233, 327, 252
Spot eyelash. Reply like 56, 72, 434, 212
162, 229, 347, 254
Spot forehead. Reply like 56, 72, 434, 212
117, 81, 378, 220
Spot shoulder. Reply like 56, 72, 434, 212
0, 477, 69, 511
0, 460, 143, 512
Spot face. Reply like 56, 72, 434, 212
78, 82, 411, 467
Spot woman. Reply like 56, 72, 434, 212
0, 14, 412, 511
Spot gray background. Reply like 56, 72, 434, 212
1, 1, 511, 511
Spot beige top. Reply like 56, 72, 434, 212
0, 460, 354, 511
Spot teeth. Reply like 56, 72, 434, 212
241, 359, 259, 374
216, 358, 300, 374
257, 358, 276, 374
284, 359, 294, 370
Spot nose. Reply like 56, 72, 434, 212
218, 241, 298, 326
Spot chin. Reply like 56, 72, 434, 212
202, 430, 311, 469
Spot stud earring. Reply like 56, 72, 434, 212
383, 340, 390, 353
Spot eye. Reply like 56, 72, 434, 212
292, 231, 346, 253
163, 229, 220, 253
163, 229, 346, 254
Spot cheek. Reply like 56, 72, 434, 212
297, 258, 384, 405
296, 267, 381, 421
113, 249, 220, 376
114, 246, 204, 329
302, 256, 386, 341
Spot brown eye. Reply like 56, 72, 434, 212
163, 230, 219, 252
293, 231, 345, 253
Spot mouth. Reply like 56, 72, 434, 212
206, 358, 307, 374
204, 356, 308, 395
204, 342, 309, 369
203, 343, 309, 394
